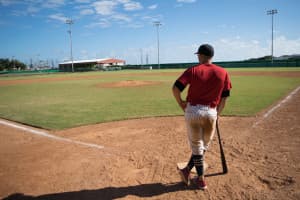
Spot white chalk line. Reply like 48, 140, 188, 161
0, 120, 104, 150
252, 85, 300, 127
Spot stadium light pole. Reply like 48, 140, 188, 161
153, 21, 162, 69
267, 9, 278, 64
66, 18, 74, 72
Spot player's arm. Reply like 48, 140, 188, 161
218, 72, 232, 115
172, 80, 187, 112
217, 90, 230, 115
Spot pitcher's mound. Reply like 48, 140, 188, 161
99, 80, 161, 88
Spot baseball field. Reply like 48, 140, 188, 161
0, 68, 300, 130
0, 67, 300, 199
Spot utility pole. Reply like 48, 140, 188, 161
140, 48, 143, 66
66, 18, 74, 72
30, 58, 33, 69
153, 21, 162, 69
267, 9, 278, 64
146, 53, 149, 65
51, 59, 55, 68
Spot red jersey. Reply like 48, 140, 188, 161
177, 63, 232, 108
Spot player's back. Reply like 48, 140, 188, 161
187, 64, 229, 107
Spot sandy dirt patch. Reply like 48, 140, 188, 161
98, 80, 162, 88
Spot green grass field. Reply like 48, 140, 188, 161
0, 68, 299, 130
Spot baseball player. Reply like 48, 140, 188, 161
172, 44, 232, 190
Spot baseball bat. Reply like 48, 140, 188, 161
216, 119, 228, 174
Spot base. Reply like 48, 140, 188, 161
177, 161, 208, 173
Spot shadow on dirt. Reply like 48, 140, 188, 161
2, 172, 226, 200
2, 182, 188, 200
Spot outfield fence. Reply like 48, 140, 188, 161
122, 60, 300, 70
1, 60, 300, 74
0, 69, 59, 76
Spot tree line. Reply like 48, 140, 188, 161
0, 58, 27, 71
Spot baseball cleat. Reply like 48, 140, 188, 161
191, 177, 207, 190
177, 166, 190, 185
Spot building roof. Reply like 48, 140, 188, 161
97, 58, 125, 64
59, 58, 125, 65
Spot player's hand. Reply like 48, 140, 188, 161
179, 101, 187, 112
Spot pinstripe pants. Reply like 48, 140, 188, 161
185, 103, 217, 155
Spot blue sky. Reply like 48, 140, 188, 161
0, 0, 299, 66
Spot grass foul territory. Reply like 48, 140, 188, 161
0, 68, 299, 130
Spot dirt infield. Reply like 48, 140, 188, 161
0, 87, 299, 199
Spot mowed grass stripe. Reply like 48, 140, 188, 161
0, 68, 299, 130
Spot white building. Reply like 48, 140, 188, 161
59, 58, 126, 72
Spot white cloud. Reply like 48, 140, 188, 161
75, 0, 90, 3
93, 1, 118, 15
210, 35, 300, 61
212, 37, 268, 61
148, 4, 157, 10
175, 0, 197, 8
1, 0, 65, 16
123, 22, 143, 28
11, 5, 40, 16
252, 40, 259, 45
80, 8, 94, 15
90, 0, 146, 28
112, 13, 131, 22
122, 1, 143, 11
117, 0, 129, 3
157, 35, 300, 63
92, 0, 143, 15
43, 0, 65, 8
177, 0, 196, 3
27, 6, 40, 15
48, 13, 68, 23
0, 0, 18, 6
142, 15, 163, 23
86, 19, 111, 28
273, 36, 300, 56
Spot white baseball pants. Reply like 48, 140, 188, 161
185, 103, 217, 155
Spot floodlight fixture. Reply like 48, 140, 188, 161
66, 18, 74, 72
153, 21, 162, 69
267, 9, 278, 64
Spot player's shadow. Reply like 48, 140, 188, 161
2, 182, 191, 200
205, 172, 227, 177
2, 171, 226, 200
